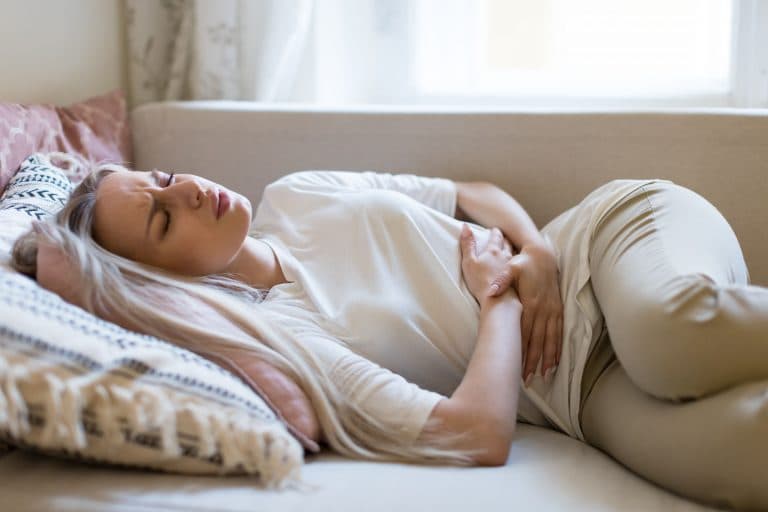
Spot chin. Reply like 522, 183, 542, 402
241, 195, 253, 222
233, 199, 251, 226
231, 211, 252, 247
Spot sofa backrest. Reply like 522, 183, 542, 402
132, 103, 768, 285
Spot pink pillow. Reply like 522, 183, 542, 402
0, 89, 132, 193
35, 235, 321, 453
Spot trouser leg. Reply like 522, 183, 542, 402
581, 360, 768, 511
587, 181, 768, 401
580, 181, 768, 510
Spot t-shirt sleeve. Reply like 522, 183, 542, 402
269, 170, 458, 217
302, 332, 446, 445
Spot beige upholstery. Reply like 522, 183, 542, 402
0, 424, 715, 512
133, 102, 768, 286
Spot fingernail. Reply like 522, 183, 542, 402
544, 367, 552, 385
524, 373, 533, 387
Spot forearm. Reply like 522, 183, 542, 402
451, 294, 522, 450
456, 182, 548, 253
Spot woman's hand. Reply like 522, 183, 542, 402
489, 240, 564, 386
458, 224, 520, 309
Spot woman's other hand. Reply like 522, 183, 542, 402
458, 224, 519, 309
490, 240, 563, 386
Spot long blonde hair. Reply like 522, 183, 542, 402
11, 164, 480, 466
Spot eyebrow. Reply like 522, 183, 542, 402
144, 170, 162, 240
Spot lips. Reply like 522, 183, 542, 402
216, 189, 231, 219
210, 189, 220, 219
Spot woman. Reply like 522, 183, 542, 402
11, 165, 767, 510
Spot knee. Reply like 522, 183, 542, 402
657, 272, 721, 323
613, 273, 722, 401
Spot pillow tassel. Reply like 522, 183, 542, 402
233, 414, 258, 474
256, 425, 306, 490
158, 399, 182, 459
3, 362, 31, 439
209, 411, 243, 474
70, 373, 131, 449
0, 357, 10, 432
62, 377, 88, 449
40, 372, 66, 446
184, 401, 216, 458
92, 384, 124, 446
132, 389, 152, 434
136, 385, 181, 458
110, 385, 145, 445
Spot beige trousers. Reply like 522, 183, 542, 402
578, 181, 768, 511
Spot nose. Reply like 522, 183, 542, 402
158, 178, 204, 209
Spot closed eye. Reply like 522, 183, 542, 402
163, 172, 175, 235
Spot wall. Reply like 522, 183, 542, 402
0, 0, 126, 105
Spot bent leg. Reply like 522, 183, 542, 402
581, 360, 768, 511
589, 181, 768, 400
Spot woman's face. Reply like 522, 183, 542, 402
92, 169, 252, 275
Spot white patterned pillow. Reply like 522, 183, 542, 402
0, 154, 74, 267
0, 154, 304, 486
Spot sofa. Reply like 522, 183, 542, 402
2, 101, 765, 511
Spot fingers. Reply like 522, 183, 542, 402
555, 315, 563, 365
521, 309, 534, 363
542, 317, 558, 376
523, 313, 547, 385
522, 311, 563, 387
489, 260, 517, 297
490, 227, 504, 249
459, 224, 476, 258
502, 239, 513, 256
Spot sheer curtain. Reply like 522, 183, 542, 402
124, 0, 315, 107
312, 0, 413, 105
125, 0, 767, 108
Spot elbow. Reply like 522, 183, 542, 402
473, 426, 515, 467
478, 443, 512, 467
421, 398, 515, 467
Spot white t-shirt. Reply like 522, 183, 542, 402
251, 169, 670, 443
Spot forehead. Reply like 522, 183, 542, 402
102, 168, 150, 189
93, 170, 154, 254
96, 169, 153, 211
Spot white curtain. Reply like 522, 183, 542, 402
124, 0, 315, 107
312, 0, 413, 105
124, 0, 758, 108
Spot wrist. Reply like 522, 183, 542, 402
521, 237, 556, 259
480, 291, 522, 312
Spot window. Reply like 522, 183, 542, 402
313, 0, 768, 107
412, 0, 732, 106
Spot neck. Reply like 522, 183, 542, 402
224, 237, 288, 290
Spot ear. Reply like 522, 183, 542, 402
36, 235, 89, 309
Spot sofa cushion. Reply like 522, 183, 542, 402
0, 90, 133, 194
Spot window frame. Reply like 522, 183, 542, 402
730, 0, 768, 107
